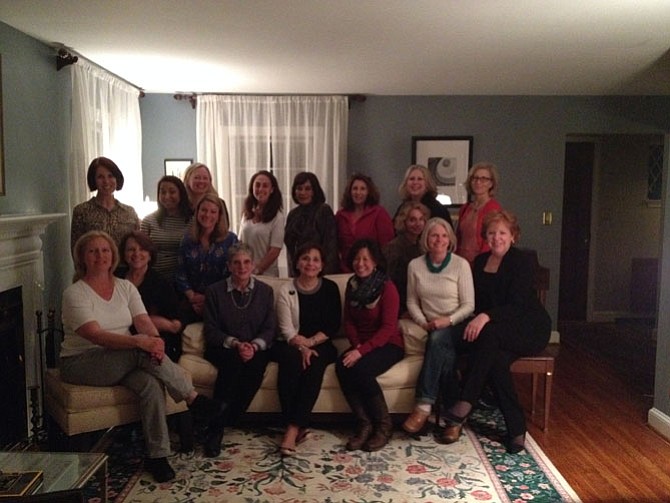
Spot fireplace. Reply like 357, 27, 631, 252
0, 214, 65, 445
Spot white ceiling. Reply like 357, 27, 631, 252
1, 0, 669, 95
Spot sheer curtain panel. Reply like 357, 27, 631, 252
196, 95, 348, 232
70, 62, 143, 207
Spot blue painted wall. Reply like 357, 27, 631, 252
140, 93, 196, 199
0, 21, 71, 310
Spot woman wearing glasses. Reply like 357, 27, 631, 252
455, 162, 502, 265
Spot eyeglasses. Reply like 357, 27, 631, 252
471, 176, 492, 182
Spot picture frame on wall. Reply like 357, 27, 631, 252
411, 136, 473, 205
164, 158, 193, 179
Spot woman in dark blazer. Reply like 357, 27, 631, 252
440, 210, 551, 453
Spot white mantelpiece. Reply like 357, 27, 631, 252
0, 213, 66, 390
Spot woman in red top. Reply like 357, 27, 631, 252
455, 162, 502, 265
335, 174, 394, 272
335, 239, 404, 452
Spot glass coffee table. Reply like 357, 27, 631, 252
0, 451, 107, 501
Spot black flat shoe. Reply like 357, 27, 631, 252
145, 457, 175, 483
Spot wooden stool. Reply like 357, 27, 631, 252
511, 352, 554, 431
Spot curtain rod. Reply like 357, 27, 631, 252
173, 92, 366, 109
55, 47, 145, 97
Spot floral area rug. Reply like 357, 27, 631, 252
92, 408, 580, 503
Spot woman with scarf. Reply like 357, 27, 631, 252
335, 239, 404, 452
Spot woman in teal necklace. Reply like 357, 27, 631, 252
402, 217, 475, 437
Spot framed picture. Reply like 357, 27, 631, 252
411, 136, 473, 205
164, 158, 193, 179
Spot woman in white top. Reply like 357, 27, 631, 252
239, 170, 285, 276
402, 217, 474, 436
60, 231, 217, 483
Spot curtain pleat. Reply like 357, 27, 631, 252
196, 95, 348, 234
69, 62, 143, 207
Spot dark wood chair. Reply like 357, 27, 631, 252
511, 248, 554, 432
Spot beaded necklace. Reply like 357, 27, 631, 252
230, 286, 254, 310
425, 252, 452, 274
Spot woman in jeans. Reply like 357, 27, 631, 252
401, 218, 474, 435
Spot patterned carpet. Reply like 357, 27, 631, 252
89, 408, 580, 502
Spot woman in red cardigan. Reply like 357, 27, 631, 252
335, 239, 404, 452
335, 174, 394, 272
455, 162, 502, 265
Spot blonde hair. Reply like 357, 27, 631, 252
72, 230, 119, 281
398, 164, 437, 200
419, 217, 457, 254
394, 201, 430, 233
191, 193, 230, 243
183, 162, 217, 205
466, 162, 500, 197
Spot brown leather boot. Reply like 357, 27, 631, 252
345, 394, 373, 451
363, 393, 393, 452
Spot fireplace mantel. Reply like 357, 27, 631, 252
0, 213, 66, 390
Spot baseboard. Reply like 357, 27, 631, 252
648, 407, 670, 441
549, 330, 560, 344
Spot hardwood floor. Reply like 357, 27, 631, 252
517, 326, 670, 502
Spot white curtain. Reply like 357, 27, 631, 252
70, 61, 143, 207
196, 95, 348, 232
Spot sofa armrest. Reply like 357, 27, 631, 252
399, 319, 427, 356
182, 322, 205, 357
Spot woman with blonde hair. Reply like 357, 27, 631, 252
383, 201, 430, 317
401, 217, 474, 435
392, 164, 453, 231
61, 230, 217, 482
455, 162, 502, 265
182, 162, 230, 225
175, 193, 238, 320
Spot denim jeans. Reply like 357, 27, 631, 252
415, 323, 464, 404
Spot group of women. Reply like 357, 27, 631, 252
60, 155, 550, 483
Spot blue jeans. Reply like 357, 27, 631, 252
415, 324, 464, 404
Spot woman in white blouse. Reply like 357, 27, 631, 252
239, 170, 285, 276
402, 217, 474, 436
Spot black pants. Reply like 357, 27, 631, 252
335, 344, 404, 400
459, 317, 550, 438
272, 340, 337, 427
204, 346, 270, 426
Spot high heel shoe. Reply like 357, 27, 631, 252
437, 412, 466, 444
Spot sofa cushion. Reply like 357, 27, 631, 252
182, 322, 205, 356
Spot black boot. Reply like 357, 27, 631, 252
204, 411, 226, 458
345, 393, 373, 451
363, 393, 393, 452
204, 424, 224, 457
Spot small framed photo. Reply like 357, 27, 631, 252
411, 136, 473, 205
164, 158, 193, 179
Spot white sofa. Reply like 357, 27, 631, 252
178, 273, 428, 415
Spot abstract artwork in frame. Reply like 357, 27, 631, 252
412, 136, 473, 205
